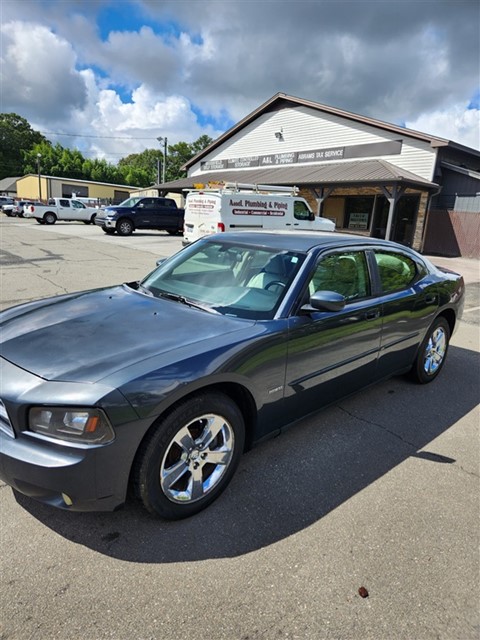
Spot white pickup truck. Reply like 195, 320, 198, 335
23, 198, 99, 225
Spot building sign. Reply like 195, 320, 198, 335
348, 212, 370, 230
200, 140, 402, 172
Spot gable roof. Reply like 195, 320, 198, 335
183, 92, 479, 170
0, 176, 21, 192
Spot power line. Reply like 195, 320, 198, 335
40, 131, 159, 141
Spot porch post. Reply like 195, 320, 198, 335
381, 184, 405, 241
310, 187, 335, 215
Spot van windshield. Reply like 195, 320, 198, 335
141, 238, 305, 319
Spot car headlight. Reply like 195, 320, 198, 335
29, 407, 115, 444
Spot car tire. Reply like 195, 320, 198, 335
410, 316, 450, 384
90, 214, 97, 224
43, 212, 57, 225
133, 392, 245, 520
116, 218, 134, 236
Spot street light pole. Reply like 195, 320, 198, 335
36, 153, 42, 201
157, 136, 167, 184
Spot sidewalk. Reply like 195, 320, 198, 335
425, 255, 480, 285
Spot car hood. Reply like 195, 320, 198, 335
0, 285, 253, 383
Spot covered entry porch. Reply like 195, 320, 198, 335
157, 158, 439, 250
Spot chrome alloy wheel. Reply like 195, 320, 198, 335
423, 326, 447, 375
160, 413, 235, 503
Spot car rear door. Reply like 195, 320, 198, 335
368, 249, 439, 378
147, 198, 178, 230
283, 249, 382, 422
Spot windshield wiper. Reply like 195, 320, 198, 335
158, 291, 219, 314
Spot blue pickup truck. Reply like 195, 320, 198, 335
95, 196, 184, 236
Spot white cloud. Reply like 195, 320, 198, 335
1, 21, 87, 120
406, 104, 480, 150
1, 1, 479, 158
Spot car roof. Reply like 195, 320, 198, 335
210, 231, 414, 254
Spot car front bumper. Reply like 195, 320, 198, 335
95, 217, 116, 228
0, 358, 148, 512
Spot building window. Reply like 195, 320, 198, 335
62, 184, 88, 198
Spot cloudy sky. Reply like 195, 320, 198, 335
1, 0, 479, 163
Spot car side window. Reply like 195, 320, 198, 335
59, 199, 70, 207
142, 199, 157, 209
374, 251, 417, 293
308, 251, 370, 301
294, 201, 313, 221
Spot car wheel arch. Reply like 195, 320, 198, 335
130, 381, 258, 468
43, 211, 57, 224
409, 314, 452, 384
437, 308, 456, 336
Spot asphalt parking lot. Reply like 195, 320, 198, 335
1, 216, 479, 640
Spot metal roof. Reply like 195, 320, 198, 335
182, 92, 479, 172
0, 177, 20, 192
158, 159, 438, 192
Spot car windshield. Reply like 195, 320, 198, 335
140, 239, 306, 319
117, 197, 143, 207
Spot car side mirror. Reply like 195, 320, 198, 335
301, 290, 346, 313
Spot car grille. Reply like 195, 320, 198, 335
0, 399, 15, 438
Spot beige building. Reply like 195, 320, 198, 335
16, 175, 137, 205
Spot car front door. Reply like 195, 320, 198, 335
134, 198, 156, 228
57, 199, 73, 220
283, 249, 382, 423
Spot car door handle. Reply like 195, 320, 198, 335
425, 294, 437, 304
365, 310, 380, 320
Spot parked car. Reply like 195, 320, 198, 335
94, 196, 184, 236
4, 200, 38, 217
0, 232, 464, 520
0, 197, 15, 212
23, 198, 98, 224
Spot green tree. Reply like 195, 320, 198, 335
118, 148, 163, 185
165, 135, 213, 183
0, 113, 48, 179
23, 141, 61, 177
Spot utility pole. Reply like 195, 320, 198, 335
36, 153, 42, 201
157, 136, 167, 184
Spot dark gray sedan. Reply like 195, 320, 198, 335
0, 232, 465, 519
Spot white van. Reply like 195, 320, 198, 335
183, 182, 335, 243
